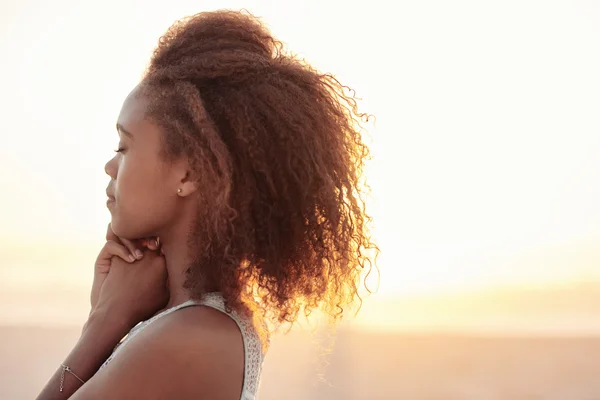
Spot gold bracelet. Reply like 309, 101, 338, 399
59, 364, 86, 392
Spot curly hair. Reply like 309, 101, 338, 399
139, 10, 379, 331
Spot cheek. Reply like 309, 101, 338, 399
116, 153, 160, 195
112, 157, 176, 238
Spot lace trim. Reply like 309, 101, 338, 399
98, 293, 264, 399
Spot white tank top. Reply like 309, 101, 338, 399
99, 292, 265, 399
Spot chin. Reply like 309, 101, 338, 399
109, 217, 126, 238
111, 213, 158, 241
110, 215, 137, 240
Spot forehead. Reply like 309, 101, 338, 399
117, 86, 150, 127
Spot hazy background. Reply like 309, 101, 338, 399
1, 0, 600, 398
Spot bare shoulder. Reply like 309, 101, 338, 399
73, 306, 244, 400
162, 304, 245, 344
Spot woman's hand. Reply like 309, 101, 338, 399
94, 247, 169, 329
91, 224, 160, 311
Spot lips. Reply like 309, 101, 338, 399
106, 188, 115, 202
106, 195, 115, 210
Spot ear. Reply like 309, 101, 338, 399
176, 170, 199, 197
172, 158, 199, 197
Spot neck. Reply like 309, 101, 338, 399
155, 196, 205, 309
158, 226, 193, 309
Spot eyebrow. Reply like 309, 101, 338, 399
116, 123, 134, 139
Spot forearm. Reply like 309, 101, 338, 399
36, 309, 131, 400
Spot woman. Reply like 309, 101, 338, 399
37, 9, 378, 400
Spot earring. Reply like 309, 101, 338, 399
177, 188, 183, 194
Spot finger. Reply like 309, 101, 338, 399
138, 237, 158, 251
145, 237, 160, 251
107, 223, 144, 259
102, 240, 136, 263
120, 237, 143, 260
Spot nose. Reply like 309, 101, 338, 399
105, 155, 118, 180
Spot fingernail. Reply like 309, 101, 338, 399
135, 250, 143, 259
129, 254, 136, 262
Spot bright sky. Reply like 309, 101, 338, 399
1, 0, 600, 314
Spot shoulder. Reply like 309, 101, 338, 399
76, 305, 244, 400
161, 303, 245, 345
151, 305, 245, 365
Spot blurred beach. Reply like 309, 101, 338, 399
4, 250, 600, 399
4, 255, 600, 399
3, 325, 600, 399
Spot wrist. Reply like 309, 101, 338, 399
85, 306, 134, 342
35, 307, 135, 399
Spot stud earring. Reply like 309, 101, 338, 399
177, 188, 183, 194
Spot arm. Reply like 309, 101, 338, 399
70, 306, 244, 400
36, 310, 131, 399
37, 234, 169, 399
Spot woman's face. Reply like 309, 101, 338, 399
104, 87, 185, 240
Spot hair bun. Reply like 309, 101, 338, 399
148, 10, 279, 83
